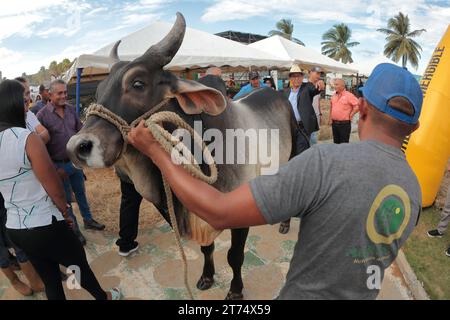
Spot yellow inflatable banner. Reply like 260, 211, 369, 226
404, 25, 450, 207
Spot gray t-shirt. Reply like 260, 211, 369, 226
250, 140, 421, 299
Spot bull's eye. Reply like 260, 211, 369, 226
132, 80, 145, 90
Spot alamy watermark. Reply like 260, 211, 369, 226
366, 265, 382, 290
66, 265, 81, 290
170, 121, 281, 176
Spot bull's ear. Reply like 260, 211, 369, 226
170, 79, 227, 116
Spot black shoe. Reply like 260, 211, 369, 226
75, 230, 87, 246
118, 242, 139, 257
427, 229, 444, 238
84, 219, 105, 231
446, 247, 450, 257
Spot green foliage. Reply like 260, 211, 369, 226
27, 58, 74, 85
269, 18, 305, 46
377, 12, 426, 69
321, 23, 360, 64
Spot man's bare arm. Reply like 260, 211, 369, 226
35, 124, 50, 144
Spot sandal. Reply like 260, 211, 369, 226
108, 287, 122, 300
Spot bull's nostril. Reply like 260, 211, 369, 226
78, 140, 93, 158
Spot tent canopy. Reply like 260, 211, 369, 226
95, 21, 288, 70
64, 21, 290, 82
249, 35, 358, 74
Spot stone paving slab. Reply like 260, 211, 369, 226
0, 218, 411, 300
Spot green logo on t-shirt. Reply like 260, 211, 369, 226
374, 196, 405, 236
366, 185, 411, 245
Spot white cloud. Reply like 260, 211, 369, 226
0, 14, 45, 41
202, 0, 433, 26
121, 13, 162, 27
0, 0, 91, 41
86, 7, 108, 16
0, 0, 68, 17
0, 47, 22, 62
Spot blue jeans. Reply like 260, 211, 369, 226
310, 131, 318, 146
55, 162, 93, 228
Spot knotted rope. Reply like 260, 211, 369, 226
85, 102, 219, 300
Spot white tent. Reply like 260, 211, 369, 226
349, 55, 401, 76
249, 35, 358, 74
64, 21, 290, 82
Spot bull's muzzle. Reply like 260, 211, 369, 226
67, 134, 106, 168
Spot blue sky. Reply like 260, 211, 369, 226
0, 0, 449, 78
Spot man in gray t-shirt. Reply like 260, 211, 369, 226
250, 140, 421, 299
127, 63, 424, 299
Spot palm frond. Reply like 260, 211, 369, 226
321, 23, 358, 64
292, 37, 305, 46
377, 28, 398, 36
270, 18, 304, 45
379, 12, 425, 69
407, 29, 426, 37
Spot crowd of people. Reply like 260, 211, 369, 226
0, 61, 448, 300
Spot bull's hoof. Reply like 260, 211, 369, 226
197, 275, 215, 291
225, 291, 244, 300
279, 222, 290, 234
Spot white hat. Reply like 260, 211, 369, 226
289, 64, 304, 76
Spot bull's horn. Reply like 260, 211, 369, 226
143, 12, 186, 67
109, 40, 121, 62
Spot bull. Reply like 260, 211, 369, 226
67, 13, 298, 300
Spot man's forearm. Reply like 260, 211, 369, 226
35, 125, 50, 144
349, 107, 359, 119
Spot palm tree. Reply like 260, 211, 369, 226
269, 18, 305, 46
321, 23, 360, 64
377, 12, 426, 68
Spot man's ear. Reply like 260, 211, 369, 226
358, 98, 368, 120
167, 79, 227, 116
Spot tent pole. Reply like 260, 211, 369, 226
76, 68, 83, 116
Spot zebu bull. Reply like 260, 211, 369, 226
67, 13, 297, 300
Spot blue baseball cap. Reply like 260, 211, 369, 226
360, 63, 423, 125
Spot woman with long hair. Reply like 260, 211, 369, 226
0, 80, 120, 300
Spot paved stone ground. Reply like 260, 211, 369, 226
0, 218, 412, 300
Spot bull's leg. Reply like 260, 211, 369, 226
279, 219, 291, 234
225, 227, 249, 300
196, 243, 215, 290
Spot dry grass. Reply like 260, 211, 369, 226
79, 168, 163, 234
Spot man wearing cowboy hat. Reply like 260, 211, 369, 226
277, 65, 325, 234
286, 64, 325, 148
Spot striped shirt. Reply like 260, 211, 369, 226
0, 127, 64, 229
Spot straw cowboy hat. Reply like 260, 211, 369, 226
289, 64, 304, 76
